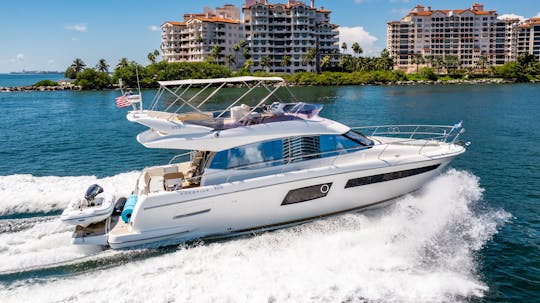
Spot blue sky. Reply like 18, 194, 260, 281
1, 0, 539, 73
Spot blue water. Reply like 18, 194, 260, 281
0, 73, 64, 87
0, 82, 538, 302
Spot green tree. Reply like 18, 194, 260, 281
378, 49, 394, 71
261, 55, 271, 72
477, 55, 488, 74
434, 56, 445, 74
226, 54, 236, 69
70, 58, 86, 73
116, 57, 129, 69
411, 53, 425, 73
303, 48, 317, 67
210, 45, 223, 64
351, 42, 363, 57
147, 52, 157, 65
444, 55, 460, 75
320, 55, 331, 71
64, 66, 77, 79
96, 59, 109, 73
243, 58, 254, 70
75, 68, 112, 89
280, 55, 292, 72
341, 42, 347, 54
233, 43, 241, 68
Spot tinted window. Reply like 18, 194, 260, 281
209, 140, 283, 169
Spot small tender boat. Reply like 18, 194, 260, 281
63, 76, 469, 248
60, 184, 116, 228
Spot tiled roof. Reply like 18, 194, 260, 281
409, 8, 496, 17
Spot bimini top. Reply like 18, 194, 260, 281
157, 76, 285, 87
126, 76, 347, 151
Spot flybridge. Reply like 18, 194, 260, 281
126, 76, 327, 150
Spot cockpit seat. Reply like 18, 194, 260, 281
163, 172, 184, 191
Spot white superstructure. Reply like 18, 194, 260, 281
65, 77, 468, 249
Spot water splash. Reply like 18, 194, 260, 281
0, 172, 139, 216
0, 170, 509, 302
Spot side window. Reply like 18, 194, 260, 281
319, 135, 361, 157
209, 139, 283, 169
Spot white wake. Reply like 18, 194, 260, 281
0, 170, 509, 303
0, 172, 139, 216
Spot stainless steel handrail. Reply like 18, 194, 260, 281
183, 126, 464, 185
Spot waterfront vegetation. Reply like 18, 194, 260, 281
21, 48, 539, 90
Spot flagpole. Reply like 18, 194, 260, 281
135, 66, 143, 111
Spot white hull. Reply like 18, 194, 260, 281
61, 194, 115, 228
107, 156, 456, 249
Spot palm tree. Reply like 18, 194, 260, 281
233, 43, 241, 68
425, 55, 435, 68
96, 59, 109, 73
435, 56, 445, 74
153, 49, 160, 62
303, 48, 317, 67
351, 42, 363, 58
261, 56, 271, 72
226, 54, 236, 69
320, 55, 331, 71
477, 55, 488, 74
116, 57, 129, 69
280, 55, 292, 72
211, 45, 223, 64
147, 52, 157, 64
341, 42, 347, 54
411, 53, 425, 73
378, 49, 394, 71
70, 58, 86, 73
444, 55, 459, 73
243, 58, 253, 71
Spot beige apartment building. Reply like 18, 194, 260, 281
517, 18, 540, 61
242, 0, 339, 72
387, 3, 539, 73
161, 5, 243, 65
161, 1, 340, 72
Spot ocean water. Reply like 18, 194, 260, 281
0, 73, 64, 87
0, 81, 539, 302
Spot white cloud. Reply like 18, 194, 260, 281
65, 24, 87, 32
71, 37, 78, 41
498, 14, 525, 22
15, 53, 24, 62
391, 8, 410, 15
339, 26, 379, 56
148, 25, 160, 31
536, 11, 540, 18
47, 59, 55, 66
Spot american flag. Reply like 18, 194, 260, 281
115, 95, 131, 108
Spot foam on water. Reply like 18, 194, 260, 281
0, 172, 140, 216
0, 170, 509, 303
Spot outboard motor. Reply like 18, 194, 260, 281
85, 184, 104, 205
113, 197, 127, 215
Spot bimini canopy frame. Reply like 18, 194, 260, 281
147, 76, 298, 120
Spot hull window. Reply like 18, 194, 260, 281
282, 183, 333, 205
345, 164, 441, 188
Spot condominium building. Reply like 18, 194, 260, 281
387, 3, 529, 73
161, 1, 340, 73
161, 6, 242, 65
517, 18, 540, 61
242, 0, 340, 72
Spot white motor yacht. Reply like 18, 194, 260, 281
66, 76, 468, 248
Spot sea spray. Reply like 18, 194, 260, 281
0, 170, 510, 303
0, 171, 139, 216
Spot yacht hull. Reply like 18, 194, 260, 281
107, 156, 455, 249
